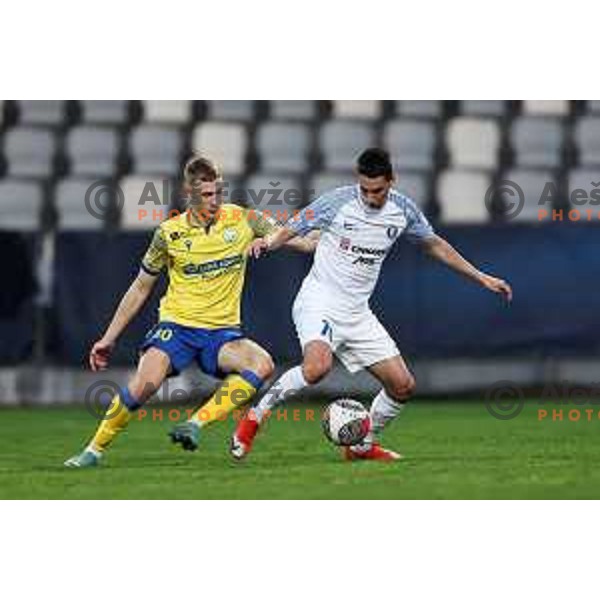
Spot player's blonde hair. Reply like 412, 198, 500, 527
182, 154, 223, 207
183, 154, 222, 185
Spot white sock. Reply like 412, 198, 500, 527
363, 389, 407, 445
252, 365, 308, 423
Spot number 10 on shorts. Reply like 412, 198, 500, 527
153, 327, 173, 342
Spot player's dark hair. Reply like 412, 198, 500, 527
183, 154, 221, 184
356, 148, 393, 180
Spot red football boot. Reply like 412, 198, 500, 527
230, 415, 260, 460
344, 443, 403, 462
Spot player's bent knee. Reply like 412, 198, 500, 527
302, 356, 333, 385
254, 354, 275, 380
386, 374, 416, 401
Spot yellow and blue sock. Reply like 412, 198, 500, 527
189, 370, 264, 427
87, 387, 142, 454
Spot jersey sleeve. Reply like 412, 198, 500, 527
286, 192, 341, 236
140, 226, 168, 275
403, 197, 435, 243
246, 209, 276, 238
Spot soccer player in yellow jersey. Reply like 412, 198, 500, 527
65, 155, 317, 467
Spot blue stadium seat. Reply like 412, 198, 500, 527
502, 169, 556, 221
141, 100, 192, 124
243, 174, 304, 214
19, 100, 66, 126
446, 117, 501, 169
383, 119, 436, 171
585, 101, 600, 115
332, 101, 382, 120
270, 101, 318, 121
319, 121, 375, 171
118, 175, 176, 230
192, 122, 248, 176
308, 172, 354, 200
4, 127, 56, 178
574, 117, 600, 167
81, 101, 130, 125
256, 122, 311, 174
522, 100, 569, 116
511, 117, 564, 168
54, 178, 111, 230
395, 172, 429, 208
394, 101, 443, 119
0, 179, 44, 230
206, 101, 256, 122
437, 169, 492, 223
460, 100, 508, 117
66, 126, 120, 177
130, 125, 183, 176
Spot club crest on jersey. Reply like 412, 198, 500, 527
340, 237, 351, 251
387, 225, 399, 239
223, 227, 239, 243
170, 231, 181, 241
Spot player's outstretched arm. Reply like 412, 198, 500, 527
248, 225, 299, 259
420, 234, 513, 302
282, 230, 320, 253
89, 270, 159, 371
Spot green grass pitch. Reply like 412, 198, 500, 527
0, 398, 598, 499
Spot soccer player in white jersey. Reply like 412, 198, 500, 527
231, 148, 513, 461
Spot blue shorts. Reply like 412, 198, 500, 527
140, 322, 244, 377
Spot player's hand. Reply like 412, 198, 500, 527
248, 239, 269, 259
89, 338, 115, 371
480, 274, 513, 302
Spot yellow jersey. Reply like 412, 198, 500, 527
141, 205, 273, 329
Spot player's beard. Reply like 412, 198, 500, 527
360, 196, 386, 211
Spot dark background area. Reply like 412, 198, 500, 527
1, 222, 598, 366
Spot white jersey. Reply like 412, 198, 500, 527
287, 185, 435, 316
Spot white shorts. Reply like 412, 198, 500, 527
292, 299, 400, 373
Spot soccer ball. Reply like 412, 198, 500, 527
321, 399, 370, 446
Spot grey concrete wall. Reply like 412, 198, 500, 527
1, 357, 599, 406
